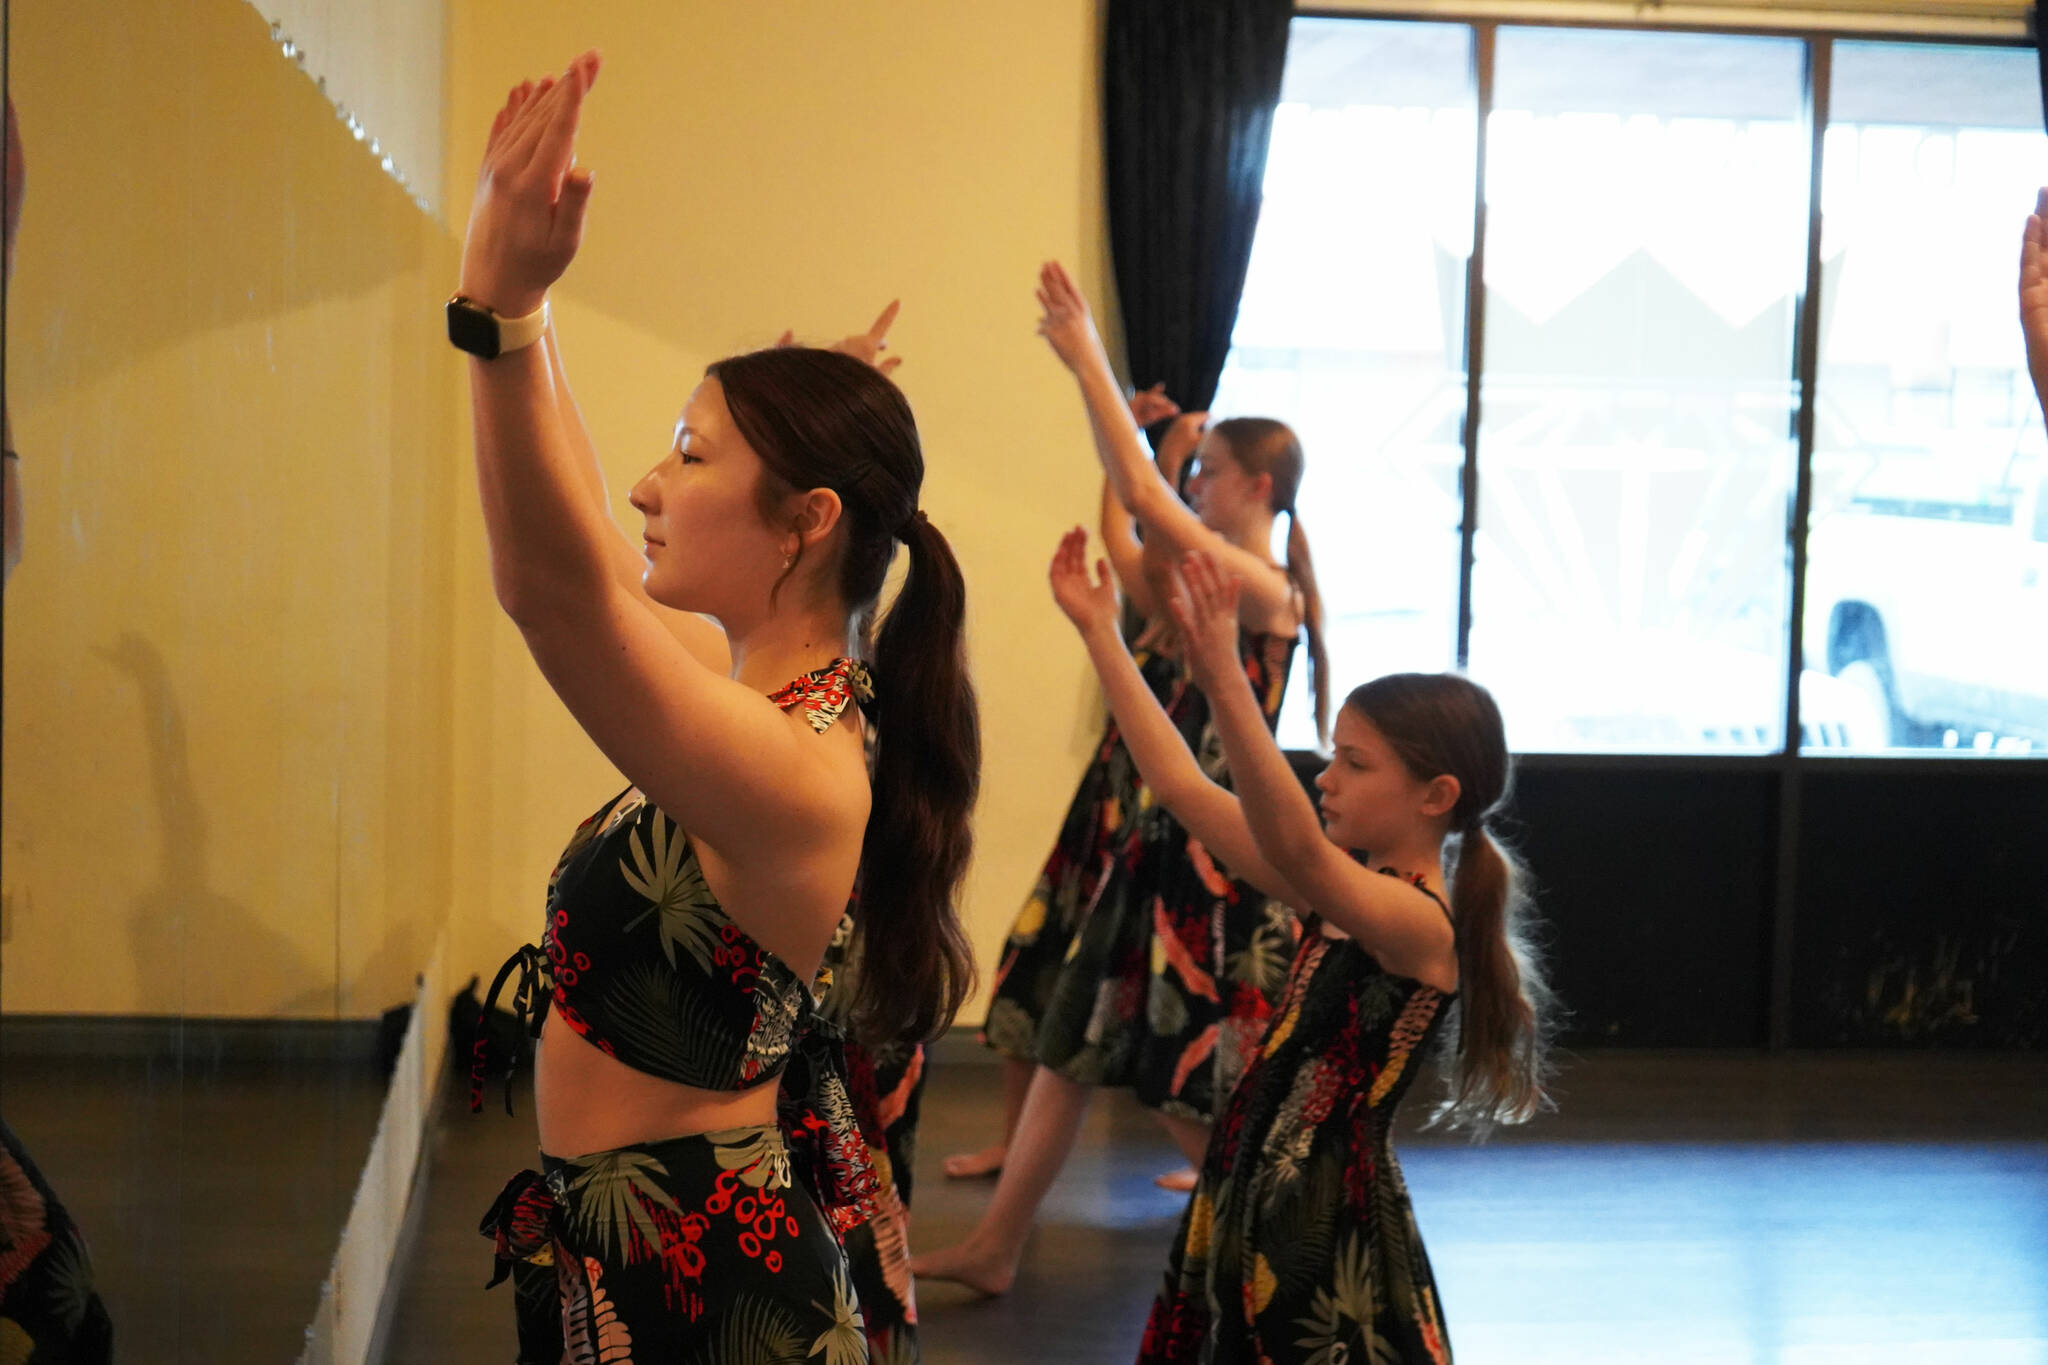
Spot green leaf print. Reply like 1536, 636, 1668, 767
618, 810, 728, 972
1146, 977, 1190, 1036
43, 1226, 96, 1333
600, 958, 735, 1085
1226, 915, 1292, 997
1295, 1234, 1394, 1365
1264, 1144, 1341, 1302
563, 1149, 681, 1266
809, 1260, 869, 1365
707, 1126, 793, 1192
689, 1293, 805, 1365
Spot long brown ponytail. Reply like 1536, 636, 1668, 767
860, 511, 980, 1043
1345, 673, 1555, 1134
706, 347, 980, 1045
1438, 823, 1552, 1132
1208, 417, 1331, 748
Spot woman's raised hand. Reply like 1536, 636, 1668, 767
2021, 188, 2048, 419
1155, 411, 1208, 486
774, 302, 904, 375
1035, 261, 1106, 373
460, 50, 602, 319
1048, 527, 1120, 635
1127, 383, 1180, 429
830, 300, 904, 375
1169, 551, 1242, 689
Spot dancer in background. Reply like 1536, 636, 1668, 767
948, 393, 1201, 1187
1046, 532, 1552, 1363
915, 265, 1319, 1294
459, 57, 976, 1358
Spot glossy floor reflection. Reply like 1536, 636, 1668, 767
2, 1047, 387, 1365
388, 1050, 2048, 1364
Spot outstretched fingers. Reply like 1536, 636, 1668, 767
1050, 525, 1085, 579
866, 298, 901, 346
528, 52, 600, 191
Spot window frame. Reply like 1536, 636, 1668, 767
1268, 10, 2045, 1045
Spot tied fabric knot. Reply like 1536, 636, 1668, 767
777, 1002, 884, 1235
478, 1168, 559, 1289
770, 657, 875, 734
472, 942, 551, 1116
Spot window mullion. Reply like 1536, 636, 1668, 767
1455, 22, 1496, 672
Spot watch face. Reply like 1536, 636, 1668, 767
446, 298, 501, 359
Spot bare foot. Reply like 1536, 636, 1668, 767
942, 1142, 1007, 1179
910, 1238, 1018, 1297
1153, 1165, 1199, 1193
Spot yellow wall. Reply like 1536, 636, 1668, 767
1, 0, 462, 1017
442, 1, 1119, 1020
4, 0, 1117, 1024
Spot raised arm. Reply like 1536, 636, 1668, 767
1098, 477, 1151, 612
1048, 528, 1301, 907
470, 79, 729, 671
1034, 262, 1290, 622
541, 322, 730, 670
460, 56, 849, 856
1171, 552, 1451, 970
1099, 402, 1200, 620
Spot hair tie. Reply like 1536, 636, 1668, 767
898, 508, 928, 540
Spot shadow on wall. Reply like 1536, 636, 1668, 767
106, 630, 332, 1017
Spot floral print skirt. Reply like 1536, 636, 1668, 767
982, 634, 1299, 1121
0, 1120, 113, 1364
1137, 930, 1455, 1365
483, 1125, 868, 1365
838, 1035, 926, 1364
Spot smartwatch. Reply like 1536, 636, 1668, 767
446, 294, 549, 360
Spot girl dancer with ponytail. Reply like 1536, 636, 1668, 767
946, 397, 1202, 1186
461, 56, 976, 1359
917, 265, 1321, 1290
1045, 533, 1552, 1363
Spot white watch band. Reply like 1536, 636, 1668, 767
496, 299, 550, 355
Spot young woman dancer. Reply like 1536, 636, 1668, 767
459, 56, 976, 1359
949, 402, 1202, 1186
915, 267, 1322, 1291
1045, 533, 1552, 1364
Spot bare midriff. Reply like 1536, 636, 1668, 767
534, 1012, 781, 1158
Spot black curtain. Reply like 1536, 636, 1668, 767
1104, 0, 1293, 416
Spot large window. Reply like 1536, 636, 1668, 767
1214, 20, 1476, 750
1218, 17, 2047, 756
1805, 42, 2048, 753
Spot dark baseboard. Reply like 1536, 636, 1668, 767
1, 1013, 384, 1064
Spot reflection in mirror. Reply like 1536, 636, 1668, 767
2, 1, 454, 1357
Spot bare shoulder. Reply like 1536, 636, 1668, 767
693, 707, 870, 973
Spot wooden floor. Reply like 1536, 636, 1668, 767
3, 1051, 387, 1365
386, 1049, 2048, 1364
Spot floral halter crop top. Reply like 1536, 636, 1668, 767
472, 657, 875, 1113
